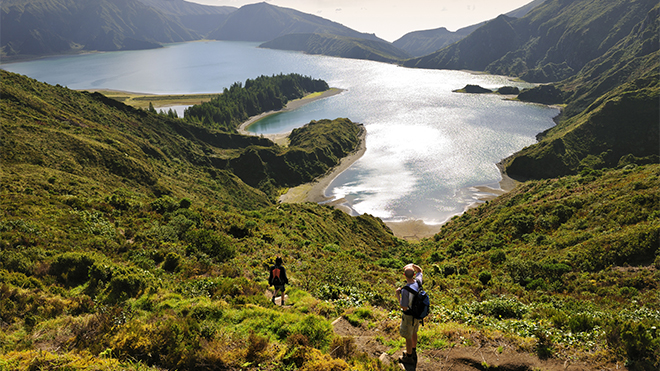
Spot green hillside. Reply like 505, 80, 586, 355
2, 66, 659, 370
260, 33, 411, 63
504, 4, 659, 179
0, 0, 197, 58
392, 0, 545, 58
403, 0, 656, 83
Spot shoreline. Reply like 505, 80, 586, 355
238, 88, 344, 136
384, 165, 519, 241
278, 126, 366, 205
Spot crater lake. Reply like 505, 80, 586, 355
2, 41, 559, 225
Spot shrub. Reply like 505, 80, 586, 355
443, 264, 456, 277
490, 250, 506, 264
291, 315, 333, 350
107, 270, 147, 301
150, 196, 180, 214
568, 313, 598, 333
508, 213, 535, 237
179, 198, 192, 209
184, 229, 234, 262
447, 239, 465, 256
478, 271, 492, 285
470, 297, 528, 319
620, 321, 660, 369
245, 331, 270, 362
49, 252, 98, 286
162, 252, 181, 272
0, 250, 33, 275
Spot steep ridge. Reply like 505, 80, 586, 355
260, 33, 411, 63
393, 0, 546, 58
403, 0, 657, 83
503, 4, 659, 179
1, 0, 197, 57
207, 2, 384, 43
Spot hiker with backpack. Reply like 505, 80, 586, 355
268, 257, 289, 305
395, 263, 427, 365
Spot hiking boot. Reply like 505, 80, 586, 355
398, 352, 415, 365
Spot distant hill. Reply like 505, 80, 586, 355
136, 0, 236, 37
260, 33, 411, 63
403, 0, 657, 83
392, 27, 474, 59
207, 2, 384, 43
394, 0, 546, 57
1, 0, 197, 58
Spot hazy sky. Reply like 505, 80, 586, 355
187, 0, 535, 41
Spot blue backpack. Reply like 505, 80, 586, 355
403, 285, 430, 322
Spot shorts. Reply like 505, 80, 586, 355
273, 285, 285, 292
399, 314, 420, 340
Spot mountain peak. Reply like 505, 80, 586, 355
208, 1, 384, 43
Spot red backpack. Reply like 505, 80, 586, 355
272, 266, 282, 285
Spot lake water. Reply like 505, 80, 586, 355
2, 41, 558, 224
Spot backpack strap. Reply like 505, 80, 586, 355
402, 285, 418, 296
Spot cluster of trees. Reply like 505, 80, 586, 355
184, 73, 329, 131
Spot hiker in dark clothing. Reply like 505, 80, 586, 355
268, 257, 289, 305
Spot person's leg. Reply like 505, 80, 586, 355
399, 315, 415, 363
280, 287, 285, 305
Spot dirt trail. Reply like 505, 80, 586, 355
331, 317, 620, 371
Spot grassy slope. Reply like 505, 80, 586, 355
1, 68, 659, 370
1, 70, 404, 370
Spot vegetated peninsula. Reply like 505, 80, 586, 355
183, 73, 330, 132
